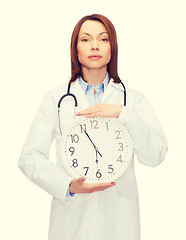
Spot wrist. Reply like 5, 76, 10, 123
116, 105, 123, 118
69, 182, 75, 196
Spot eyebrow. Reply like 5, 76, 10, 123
80, 32, 108, 36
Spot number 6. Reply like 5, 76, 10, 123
96, 169, 102, 178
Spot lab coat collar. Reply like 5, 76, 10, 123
101, 79, 124, 103
110, 79, 126, 90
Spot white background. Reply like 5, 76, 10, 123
0, 0, 186, 239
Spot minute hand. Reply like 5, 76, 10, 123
83, 129, 102, 157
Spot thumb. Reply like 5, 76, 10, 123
77, 176, 86, 184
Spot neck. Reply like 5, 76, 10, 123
81, 66, 107, 86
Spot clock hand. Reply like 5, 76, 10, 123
82, 129, 102, 157
96, 149, 99, 166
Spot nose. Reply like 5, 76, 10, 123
92, 47, 98, 50
91, 40, 99, 51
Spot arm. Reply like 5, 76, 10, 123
76, 95, 168, 167
76, 103, 122, 118
18, 93, 115, 200
18, 93, 73, 203
119, 94, 168, 167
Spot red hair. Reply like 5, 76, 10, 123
70, 14, 121, 83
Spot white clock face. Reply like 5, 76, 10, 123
60, 117, 133, 183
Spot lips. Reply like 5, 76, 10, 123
88, 55, 102, 60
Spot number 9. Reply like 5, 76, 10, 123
69, 147, 75, 156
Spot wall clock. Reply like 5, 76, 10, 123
60, 117, 132, 183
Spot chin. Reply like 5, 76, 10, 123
84, 61, 109, 69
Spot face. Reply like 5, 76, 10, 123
77, 20, 111, 72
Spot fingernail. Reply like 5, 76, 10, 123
82, 176, 86, 182
111, 182, 115, 186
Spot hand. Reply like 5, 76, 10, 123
76, 103, 122, 118
69, 176, 115, 194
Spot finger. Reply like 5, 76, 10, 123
91, 185, 113, 192
77, 176, 86, 184
99, 182, 115, 188
82, 176, 86, 182
90, 182, 115, 192
76, 108, 91, 116
76, 106, 99, 116
85, 112, 103, 118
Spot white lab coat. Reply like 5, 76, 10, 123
18, 79, 168, 240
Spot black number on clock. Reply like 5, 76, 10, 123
117, 155, 124, 163
90, 120, 99, 129
108, 164, 114, 174
115, 130, 121, 139
72, 159, 78, 168
105, 122, 109, 131
69, 147, 75, 156
83, 167, 89, 176
70, 134, 79, 143
118, 142, 124, 151
96, 169, 102, 178
79, 124, 87, 133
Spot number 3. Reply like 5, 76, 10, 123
118, 143, 124, 151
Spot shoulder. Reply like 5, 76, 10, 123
126, 85, 145, 100
115, 80, 152, 109
34, 83, 70, 113
42, 83, 69, 105
111, 80, 145, 100
45, 83, 68, 97
125, 85, 154, 114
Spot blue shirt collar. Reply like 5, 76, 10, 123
78, 72, 109, 93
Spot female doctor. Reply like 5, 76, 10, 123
18, 14, 168, 240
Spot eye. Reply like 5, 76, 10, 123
82, 38, 89, 42
100, 38, 109, 42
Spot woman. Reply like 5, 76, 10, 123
18, 14, 168, 240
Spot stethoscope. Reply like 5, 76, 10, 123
57, 80, 126, 135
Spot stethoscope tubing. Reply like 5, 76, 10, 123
57, 80, 126, 135
58, 82, 78, 108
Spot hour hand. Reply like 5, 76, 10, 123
83, 129, 102, 157
96, 149, 99, 166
